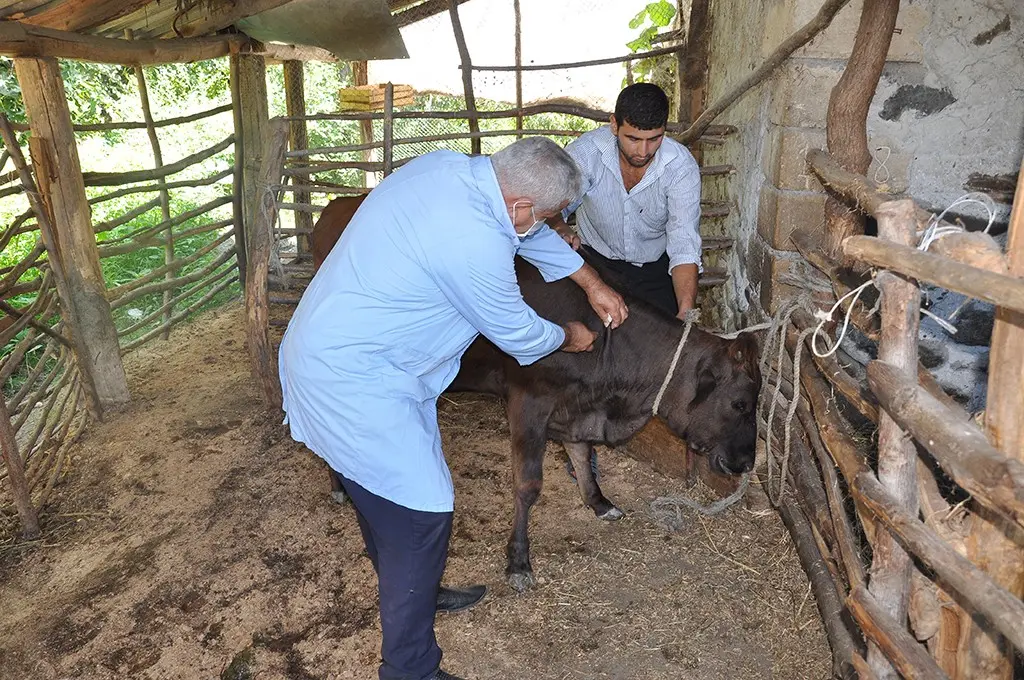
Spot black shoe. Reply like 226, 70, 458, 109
431, 671, 465, 680
436, 584, 487, 614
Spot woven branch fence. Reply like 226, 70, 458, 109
0, 99, 238, 537
755, 149, 1024, 678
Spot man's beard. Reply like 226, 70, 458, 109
617, 140, 654, 168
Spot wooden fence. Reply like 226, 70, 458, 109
761, 149, 1024, 678
0, 99, 238, 537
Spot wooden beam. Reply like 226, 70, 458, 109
867, 200, 921, 679
868, 360, 1024, 534
20, 0, 151, 32
230, 54, 246, 287
167, 0, 294, 38
395, 0, 471, 27
847, 586, 947, 680
843, 235, 1024, 316
448, 0, 480, 155
246, 120, 288, 410
956, 156, 1024, 679
0, 394, 40, 539
10, 57, 129, 413
0, 21, 244, 64
237, 52, 270, 292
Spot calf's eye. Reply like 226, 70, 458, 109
731, 400, 748, 412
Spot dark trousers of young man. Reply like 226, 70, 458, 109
581, 245, 678, 317
337, 472, 453, 680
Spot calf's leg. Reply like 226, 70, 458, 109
505, 388, 553, 593
563, 441, 623, 521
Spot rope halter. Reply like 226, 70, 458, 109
652, 309, 700, 417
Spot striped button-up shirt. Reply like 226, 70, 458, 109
563, 125, 702, 273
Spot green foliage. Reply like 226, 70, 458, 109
143, 61, 231, 108
624, 0, 678, 93
0, 57, 133, 128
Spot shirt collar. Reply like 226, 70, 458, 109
471, 155, 517, 240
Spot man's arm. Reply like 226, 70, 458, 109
548, 212, 580, 250
569, 262, 628, 328
671, 263, 699, 317
665, 156, 703, 318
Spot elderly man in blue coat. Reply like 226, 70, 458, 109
279, 136, 628, 680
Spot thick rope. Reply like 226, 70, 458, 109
651, 472, 751, 530
652, 308, 699, 416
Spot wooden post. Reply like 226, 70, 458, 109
12, 57, 129, 414
679, 0, 711, 132
352, 60, 373, 187
127, 29, 174, 339
867, 198, 920, 679
513, 0, 523, 138
230, 54, 247, 287
236, 49, 270, 297
246, 120, 287, 410
283, 59, 313, 255
0, 397, 40, 539
954, 158, 1024, 679
449, 0, 481, 155
382, 82, 394, 177
823, 0, 900, 261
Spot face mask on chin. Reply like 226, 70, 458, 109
512, 200, 545, 239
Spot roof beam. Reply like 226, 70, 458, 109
19, 0, 153, 32
394, 0, 471, 27
166, 0, 295, 38
0, 21, 246, 64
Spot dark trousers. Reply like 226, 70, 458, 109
581, 245, 678, 316
337, 473, 453, 680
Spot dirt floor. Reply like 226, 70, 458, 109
0, 303, 831, 679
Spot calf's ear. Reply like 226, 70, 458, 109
689, 354, 718, 408
728, 333, 760, 377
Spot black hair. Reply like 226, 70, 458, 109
613, 83, 670, 130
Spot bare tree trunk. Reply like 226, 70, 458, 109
823, 0, 900, 260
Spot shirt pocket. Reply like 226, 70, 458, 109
635, 197, 668, 235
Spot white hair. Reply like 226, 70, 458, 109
490, 137, 582, 213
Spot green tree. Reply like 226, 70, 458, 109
624, 0, 678, 97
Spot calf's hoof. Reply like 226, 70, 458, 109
330, 490, 349, 505
597, 506, 625, 521
507, 571, 536, 593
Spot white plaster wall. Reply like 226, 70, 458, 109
869, 0, 1024, 223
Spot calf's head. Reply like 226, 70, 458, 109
662, 333, 761, 475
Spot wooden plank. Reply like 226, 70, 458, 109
10, 58, 128, 414
847, 586, 948, 680
955, 156, 1024, 678
0, 21, 243, 64
382, 83, 395, 176
448, 0, 480, 155
843, 236, 1024, 316
20, 0, 152, 32
238, 52, 269, 286
868, 360, 1024, 534
867, 199, 920, 678
246, 120, 288, 410
854, 471, 1024, 657
166, 0, 294, 38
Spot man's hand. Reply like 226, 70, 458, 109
560, 321, 597, 352
569, 263, 628, 328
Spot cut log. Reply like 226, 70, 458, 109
847, 586, 947, 680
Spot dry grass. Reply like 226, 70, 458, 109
0, 302, 831, 679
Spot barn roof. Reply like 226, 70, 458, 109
0, 0, 461, 64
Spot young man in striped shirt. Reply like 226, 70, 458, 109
550, 83, 702, 482
551, 83, 702, 320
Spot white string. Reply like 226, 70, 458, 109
652, 309, 700, 416
810, 279, 875, 358
872, 146, 891, 184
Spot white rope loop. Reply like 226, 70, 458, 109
652, 308, 700, 417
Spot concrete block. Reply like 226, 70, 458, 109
757, 185, 827, 251
762, 126, 826, 192
779, 0, 928, 62
768, 60, 843, 129
746, 235, 805, 314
